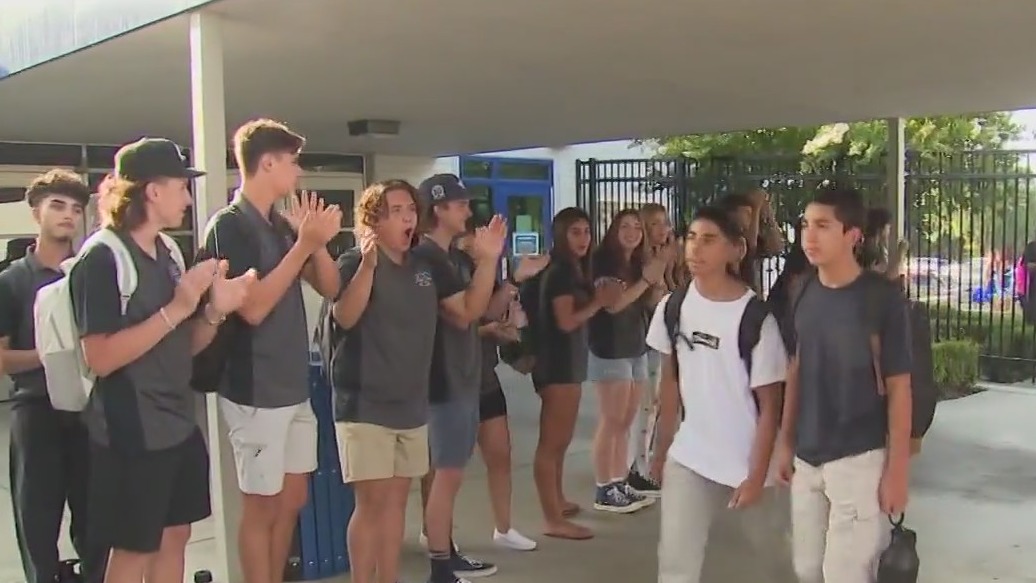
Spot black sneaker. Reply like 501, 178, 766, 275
627, 469, 661, 498
426, 577, 472, 583
450, 544, 498, 578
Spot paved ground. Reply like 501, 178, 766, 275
1, 371, 1036, 583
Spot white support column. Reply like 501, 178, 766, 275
886, 117, 907, 242
189, 11, 242, 583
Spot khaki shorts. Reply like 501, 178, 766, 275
219, 397, 319, 496
335, 422, 429, 483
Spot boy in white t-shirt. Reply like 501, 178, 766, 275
646, 206, 789, 583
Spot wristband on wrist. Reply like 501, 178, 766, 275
204, 304, 227, 326
158, 307, 177, 331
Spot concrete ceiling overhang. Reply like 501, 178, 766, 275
1, 0, 1036, 156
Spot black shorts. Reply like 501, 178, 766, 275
479, 389, 508, 422
89, 428, 212, 553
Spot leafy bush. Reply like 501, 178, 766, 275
931, 340, 980, 399
927, 304, 1036, 383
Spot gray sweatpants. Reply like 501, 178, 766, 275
657, 459, 794, 583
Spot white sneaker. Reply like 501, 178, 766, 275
492, 528, 538, 551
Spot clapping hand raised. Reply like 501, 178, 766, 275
472, 214, 508, 263
513, 254, 550, 283
210, 260, 257, 315
359, 230, 378, 267
168, 259, 219, 322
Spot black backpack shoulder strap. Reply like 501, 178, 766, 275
860, 271, 897, 396
788, 268, 817, 317
737, 295, 771, 378
664, 281, 692, 353
662, 281, 692, 421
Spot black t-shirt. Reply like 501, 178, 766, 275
533, 259, 592, 384
588, 250, 648, 359
788, 272, 911, 465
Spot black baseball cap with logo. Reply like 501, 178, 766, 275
114, 138, 206, 182
418, 173, 473, 205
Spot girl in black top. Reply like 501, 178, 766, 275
532, 207, 621, 541
586, 209, 666, 513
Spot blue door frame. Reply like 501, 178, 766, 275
492, 181, 553, 253
459, 155, 554, 251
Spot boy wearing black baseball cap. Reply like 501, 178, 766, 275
69, 136, 255, 583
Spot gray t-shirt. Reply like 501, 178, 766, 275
789, 271, 912, 466
201, 199, 310, 408
331, 247, 465, 429
411, 238, 482, 403
70, 231, 197, 452
0, 251, 64, 400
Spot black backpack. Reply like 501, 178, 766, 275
786, 270, 937, 446
189, 205, 272, 393
499, 272, 547, 375
57, 559, 82, 583
315, 249, 361, 383
662, 282, 772, 413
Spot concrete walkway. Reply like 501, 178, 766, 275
1, 372, 1035, 583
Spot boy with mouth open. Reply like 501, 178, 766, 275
331, 178, 508, 583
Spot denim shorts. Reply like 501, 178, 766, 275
587, 352, 649, 382
428, 397, 480, 469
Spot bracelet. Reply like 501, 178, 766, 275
158, 307, 176, 331
204, 304, 227, 326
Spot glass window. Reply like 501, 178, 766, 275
497, 161, 551, 181
304, 190, 355, 228
85, 145, 120, 169
0, 187, 24, 204
328, 231, 355, 258
298, 153, 364, 174
504, 194, 545, 246
465, 184, 494, 230
0, 142, 82, 167
461, 158, 492, 179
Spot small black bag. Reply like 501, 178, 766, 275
877, 514, 920, 583
57, 559, 83, 583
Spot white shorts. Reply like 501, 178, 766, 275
218, 397, 319, 496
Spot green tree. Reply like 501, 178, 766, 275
644, 113, 1020, 164
637, 114, 1031, 256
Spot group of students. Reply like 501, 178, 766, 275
0, 118, 581, 583
0, 120, 352, 583
497, 186, 914, 583
0, 113, 916, 583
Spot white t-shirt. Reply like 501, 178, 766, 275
646, 283, 787, 488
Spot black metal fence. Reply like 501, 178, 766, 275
576, 151, 1036, 383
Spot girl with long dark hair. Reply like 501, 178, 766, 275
532, 207, 621, 540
